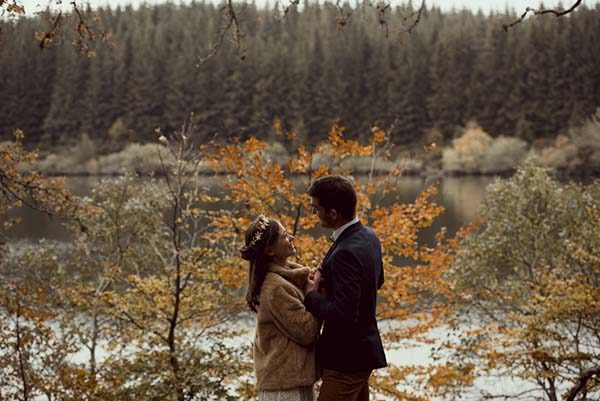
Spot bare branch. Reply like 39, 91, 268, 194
276, 0, 300, 20
38, 11, 63, 49
324, 0, 353, 30
403, 0, 425, 34
480, 387, 540, 400
565, 366, 600, 401
503, 1, 583, 31
36, 2, 112, 56
198, 0, 245, 65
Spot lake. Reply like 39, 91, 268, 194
4, 175, 495, 242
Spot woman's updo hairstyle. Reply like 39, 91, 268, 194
241, 215, 280, 312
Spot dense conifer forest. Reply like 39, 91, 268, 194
1, 2, 599, 148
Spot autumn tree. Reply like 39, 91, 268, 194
1, 125, 249, 400
202, 120, 471, 400
0, 130, 94, 400
450, 163, 600, 401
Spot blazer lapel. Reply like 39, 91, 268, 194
321, 221, 363, 267
322, 242, 337, 266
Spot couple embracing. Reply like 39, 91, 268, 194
241, 175, 387, 401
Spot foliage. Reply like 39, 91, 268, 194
0, 131, 93, 400
1, 125, 249, 400
446, 123, 492, 174
450, 163, 600, 401
480, 136, 528, 174
32, 142, 182, 175
10, 122, 599, 401
529, 135, 581, 171
95, 143, 177, 175
570, 108, 600, 174
202, 121, 470, 400
0, 285, 80, 401
443, 123, 529, 174
35, 133, 98, 174
526, 109, 600, 176
441, 147, 462, 173
107, 118, 128, 142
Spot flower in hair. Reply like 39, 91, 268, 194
245, 214, 270, 250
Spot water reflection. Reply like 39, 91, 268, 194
4, 175, 494, 242
440, 176, 494, 223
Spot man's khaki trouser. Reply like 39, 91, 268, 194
318, 369, 372, 401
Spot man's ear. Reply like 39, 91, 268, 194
328, 209, 338, 221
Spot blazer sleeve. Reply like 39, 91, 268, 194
304, 249, 361, 323
265, 283, 320, 346
378, 259, 385, 289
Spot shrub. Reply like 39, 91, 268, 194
570, 108, 600, 172
96, 143, 174, 174
532, 134, 580, 170
35, 153, 70, 174
441, 148, 462, 173
106, 118, 131, 153
443, 124, 530, 174
452, 122, 492, 172
339, 155, 412, 173
265, 141, 290, 164
480, 136, 528, 174
35, 133, 98, 174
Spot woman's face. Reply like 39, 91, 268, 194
268, 221, 296, 262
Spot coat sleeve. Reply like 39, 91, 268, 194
265, 283, 320, 346
304, 249, 361, 323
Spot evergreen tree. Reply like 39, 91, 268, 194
42, 44, 90, 145
2, 1, 598, 148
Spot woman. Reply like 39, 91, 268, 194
241, 214, 320, 401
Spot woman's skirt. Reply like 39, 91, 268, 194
258, 385, 315, 401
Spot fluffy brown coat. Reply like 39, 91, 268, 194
254, 262, 320, 391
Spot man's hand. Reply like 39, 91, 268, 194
305, 269, 321, 294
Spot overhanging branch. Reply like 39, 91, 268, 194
503, 0, 583, 31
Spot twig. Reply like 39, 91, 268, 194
565, 366, 600, 401
38, 11, 63, 49
275, 0, 300, 21
198, 0, 245, 65
503, 1, 583, 31
480, 387, 540, 400
398, 0, 425, 34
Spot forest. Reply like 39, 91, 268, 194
1, 2, 600, 149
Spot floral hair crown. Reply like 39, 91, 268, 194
244, 214, 270, 251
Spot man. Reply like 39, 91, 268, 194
304, 175, 387, 401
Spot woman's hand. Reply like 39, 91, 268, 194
305, 269, 321, 294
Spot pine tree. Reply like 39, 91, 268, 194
42, 44, 90, 145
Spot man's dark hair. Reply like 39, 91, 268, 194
307, 175, 357, 220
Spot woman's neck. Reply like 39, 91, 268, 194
272, 257, 288, 267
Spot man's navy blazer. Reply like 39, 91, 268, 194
304, 221, 387, 372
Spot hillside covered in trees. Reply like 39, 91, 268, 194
1, 2, 600, 148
